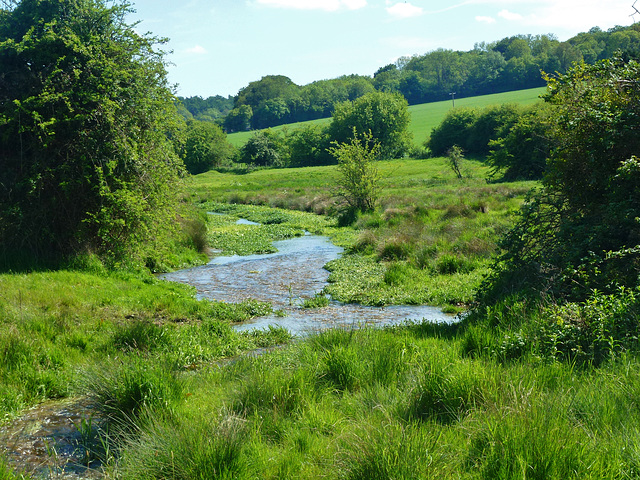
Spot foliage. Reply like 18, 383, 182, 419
477, 56, 640, 310
223, 104, 253, 133
329, 130, 382, 213
239, 129, 287, 167
426, 107, 479, 156
287, 124, 333, 167
176, 94, 233, 122
328, 91, 412, 159
216, 25, 640, 134
182, 120, 235, 174
446, 145, 464, 179
486, 103, 551, 181
0, 0, 185, 266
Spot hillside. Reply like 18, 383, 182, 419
227, 86, 546, 148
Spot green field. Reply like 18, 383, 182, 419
227, 86, 546, 148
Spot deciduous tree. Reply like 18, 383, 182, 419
0, 0, 185, 265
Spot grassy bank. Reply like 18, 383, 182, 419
191, 158, 534, 310
0, 269, 290, 420
101, 324, 640, 479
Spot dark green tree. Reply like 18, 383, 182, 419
478, 56, 640, 303
240, 130, 287, 167
426, 107, 479, 156
486, 104, 551, 181
182, 121, 235, 174
0, 0, 185, 265
328, 91, 411, 159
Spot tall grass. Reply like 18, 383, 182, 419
107, 325, 640, 479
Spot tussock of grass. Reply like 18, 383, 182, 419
107, 325, 640, 479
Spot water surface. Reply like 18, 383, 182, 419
161, 233, 453, 335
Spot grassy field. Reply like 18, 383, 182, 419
6, 83, 640, 479
190, 157, 534, 310
227, 86, 546, 148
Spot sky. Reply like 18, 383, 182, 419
127, 0, 638, 98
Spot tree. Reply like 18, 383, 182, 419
446, 145, 464, 179
182, 121, 235, 174
0, 0, 185, 265
329, 130, 382, 213
286, 125, 332, 167
328, 91, 412, 159
478, 56, 640, 303
486, 104, 551, 181
240, 130, 287, 167
426, 107, 479, 156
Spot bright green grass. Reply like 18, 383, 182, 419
187, 159, 535, 309
111, 325, 640, 479
0, 270, 290, 419
226, 86, 546, 148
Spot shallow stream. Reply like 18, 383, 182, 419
161, 230, 453, 335
1, 222, 453, 478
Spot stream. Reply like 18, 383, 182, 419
1, 223, 453, 479
161, 228, 453, 335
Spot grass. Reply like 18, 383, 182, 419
190, 157, 534, 310
107, 324, 640, 479
0, 269, 291, 420
226, 86, 546, 148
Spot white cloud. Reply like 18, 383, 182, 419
498, 9, 522, 21
520, 0, 633, 31
386, 2, 424, 18
475, 15, 496, 24
254, 0, 366, 11
185, 45, 208, 55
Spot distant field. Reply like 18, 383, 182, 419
226, 86, 546, 148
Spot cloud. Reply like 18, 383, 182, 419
185, 45, 208, 55
475, 15, 496, 24
254, 0, 366, 11
386, 2, 424, 18
498, 9, 523, 21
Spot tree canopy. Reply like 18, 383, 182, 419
478, 56, 640, 304
0, 0, 185, 266
328, 91, 411, 160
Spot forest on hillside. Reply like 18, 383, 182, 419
178, 24, 640, 131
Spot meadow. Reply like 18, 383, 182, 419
190, 157, 534, 311
3, 85, 639, 479
226, 86, 546, 148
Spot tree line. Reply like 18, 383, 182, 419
177, 24, 640, 132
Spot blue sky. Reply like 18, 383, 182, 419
127, 0, 638, 98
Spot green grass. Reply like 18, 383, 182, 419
226, 86, 546, 148
189, 157, 534, 309
109, 325, 640, 479
0, 269, 290, 420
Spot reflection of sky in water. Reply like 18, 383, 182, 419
160, 234, 454, 335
